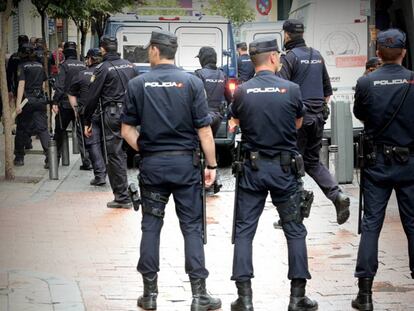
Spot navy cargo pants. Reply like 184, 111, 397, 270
232, 159, 311, 281
137, 154, 209, 279
104, 103, 130, 203
84, 114, 106, 182
297, 112, 340, 202
355, 153, 414, 278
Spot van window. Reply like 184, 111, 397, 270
116, 26, 162, 64
174, 26, 224, 71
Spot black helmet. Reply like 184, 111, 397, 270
100, 35, 117, 52
196, 46, 217, 67
18, 35, 29, 47
63, 41, 77, 51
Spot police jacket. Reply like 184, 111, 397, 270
278, 40, 332, 113
230, 70, 305, 157
18, 60, 47, 98
354, 63, 414, 147
53, 56, 86, 107
84, 52, 136, 126
6, 52, 20, 95
195, 64, 229, 112
122, 64, 212, 153
68, 64, 97, 108
237, 54, 255, 82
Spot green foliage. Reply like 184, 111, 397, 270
133, 0, 187, 16
205, 0, 255, 26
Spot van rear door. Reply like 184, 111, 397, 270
169, 23, 227, 72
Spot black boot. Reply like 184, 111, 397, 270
334, 192, 350, 225
288, 279, 318, 311
231, 280, 254, 311
351, 278, 373, 311
137, 275, 158, 310
190, 278, 222, 311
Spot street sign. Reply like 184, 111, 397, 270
256, 0, 272, 16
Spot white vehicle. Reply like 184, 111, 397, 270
239, 21, 285, 50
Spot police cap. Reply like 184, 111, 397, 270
100, 36, 118, 52
283, 19, 305, 34
64, 41, 77, 51
249, 37, 280, 56
144, 30, 178, 49
377, 28, 406, 48
86, 48, 101, 58
18, 35, 29, 46
236, 42, 247, 50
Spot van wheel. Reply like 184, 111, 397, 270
217, 145, 234, 167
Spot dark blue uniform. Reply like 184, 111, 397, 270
354, 63, 414, 279
84, 52, 136, 204
230, 70, 311, 282
14, 60, 49, 163
122, 63, 212, 279
195, 65, 228, 135
237, 54, 255, 83
278, 42, 343, 203
53, 56, 88, 166
68, 64, 106, 183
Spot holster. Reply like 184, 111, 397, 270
193, 148, 201, 167
249, 151, 259, 171
291, 154, 305, 177
322, 102, 330, 121
362, 135, 377, 167
392, 146, 410, 164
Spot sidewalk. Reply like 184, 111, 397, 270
0, 136, 413, 310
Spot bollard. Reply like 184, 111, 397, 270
62, 131, 70, 166
72, 121, 80, 154
320, 138, 329, 168
48, 139, 59, 180
328, 145, 338, 182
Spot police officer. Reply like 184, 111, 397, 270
278, 19, 350, 225
52, 41, 90, 169
83, 36, 136, 208
352, 29, 414, 311
236, 42, 255, 83
229, 37, 317, 311
13, 43, 49, 166
364, 57, 382, 76
68, 48, 107, 186
121, 30, 221, 310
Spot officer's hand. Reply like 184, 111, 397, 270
204, 168, 216, 188
84, 125, 92, 138
228, 118, 239, 133
16, 106, 22, 116
52, 105, 59, 114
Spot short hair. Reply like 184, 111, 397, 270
238, 46, 248, 52
152, 43, 177, 60
286, 32, 303, 41
251, 52, 272, 67
377, 46, 404, 62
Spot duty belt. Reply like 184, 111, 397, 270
104, 102, 123, 110
244, 151, 282, 162
376, 144, 414, 154
141, 150, 193, 158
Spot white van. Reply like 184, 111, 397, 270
239, 21, 285, 50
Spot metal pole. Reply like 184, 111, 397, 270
368, 0, 376, 58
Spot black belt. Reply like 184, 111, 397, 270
376, 144, 414, 154
141, 150, 193, 158
244, 151, 281, 161
104, 102, 123, 109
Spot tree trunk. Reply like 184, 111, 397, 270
76, 25, 80, 60
0, 0, 15, 180
80, 21, 89, 57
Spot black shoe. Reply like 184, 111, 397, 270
25, 143, 33, 150
351, 278, 373, 311
14, 158, 24, 166
288, 279, 318, 311
411, 271, 414, 279
90, 178, 106, 186
190, 278, 222, 311
44, 162, 49, 169
273, 219, 283, 229
106, 200, 132, 209
79, 164, 92, 171
231, 280, 254, 311
137, 275, 158, 310
334, 192, 350, 225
